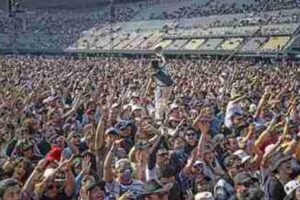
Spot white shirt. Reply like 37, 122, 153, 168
225, 101, 243, 129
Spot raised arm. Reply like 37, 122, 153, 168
104, 143, 116, 183
23, 159, 48, 193
95, 115, 105, 151
255, 116, 278, 148
254, 89, 269, 119
147, 135, 164, 170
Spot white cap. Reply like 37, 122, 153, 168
233, 150, 251, 163
284, 180, 300, 195
43, 168, 55, 179
170, 103, 179, 110
195, 192, 214, 200
131, 105, 143, 112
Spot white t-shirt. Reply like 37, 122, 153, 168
225, 101, 243, 129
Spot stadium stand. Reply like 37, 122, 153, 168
166, 39, 189, 50
198, 38, 224, 50
151, 39, 173, 50
126, 32, 154, 50
240, 37, 268, 52
261, 36, 291, 51
182, 39, 206, 50
135, 32, 163, 50
219, 38, 244, 50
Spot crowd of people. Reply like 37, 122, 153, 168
148, 0, 300, 20
1, 53, 300, 200
1, 0, 300, 51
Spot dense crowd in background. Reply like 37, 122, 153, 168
1, 0, 300, 50
1, 54, 300, 200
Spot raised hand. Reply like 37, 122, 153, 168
82, 156, 91, 175
79, 187, 89, 200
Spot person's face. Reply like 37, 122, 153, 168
117, 168, 132, 184
56, 137, 65, 149
228, 162, 241, 177
133, 109, 143, 119
89, 186, 105, 200
14, 162, 26, 179
1, 131, 12, 142
227, 138, 239, 152
120, 127, 131, 137
105, 134, 118, 144
157, 152, 169, 166
191, 164, 204, 175
278, 159, 292, 175
71, 134, 81, 146
173, 137, 184, 150
45, 181, 60, 198
203, 107, 215, 120
85, 134, 95, 150
2, 185, 21, 200
295, 187, 300, 200
184, 130, 197, 146
204, 151, 214, 164
196, 176, 210, 192
233, 115, 243, 126
22, 147, 33, 158
145, 193, 168, 200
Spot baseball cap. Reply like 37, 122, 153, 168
115, 159, 132, 172
234, 172, 256, 185
0, 179, 20, 198
105, 127, 119, 136
46, 147, 62, 162
85, 181, 106, 192
233, 150, 251, 164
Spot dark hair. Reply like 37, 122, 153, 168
151, 60, 159, 69
87, 181, 106, 192
15, 157, 33, 181
159, 165, 175, 179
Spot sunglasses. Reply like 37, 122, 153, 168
47, 184, 59, 190
186, 133, 196, 137
72, 135, 81, 139
118, 168, 132, 174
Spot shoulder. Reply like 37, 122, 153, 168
132, 179, 144, 187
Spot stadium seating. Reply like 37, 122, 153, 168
166, 39, 189, 50
261, 36, 290, 51
151, 39, 173, 50
136, 32, 163, 50
198, 38, 224, 50
241, 37, 268, 51
126, 33, 154, 50
182, 39, 206, 50
219, 38, 244, 50
113, 33, 139, 50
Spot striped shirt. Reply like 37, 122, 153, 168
106, 180, 144, 199
214, 177, 237, 200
